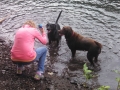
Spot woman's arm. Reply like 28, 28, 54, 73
34, 28, 48, 45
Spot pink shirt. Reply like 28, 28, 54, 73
11, 25, 48, 62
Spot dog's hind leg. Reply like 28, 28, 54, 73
87, 52, 101, 71
94, 54, 99, 63
71, 49, 76, 58
56, 40, 59, 47
87, 52, 94, 67
94, 54, 100, 67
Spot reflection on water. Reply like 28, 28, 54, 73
0, 0, 120, 89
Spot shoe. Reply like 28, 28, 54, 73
17, 66, 23, 75
34, 72, 44, 80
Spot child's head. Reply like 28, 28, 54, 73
23, 20, 36, 28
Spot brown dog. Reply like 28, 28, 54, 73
59, 26, 102, 68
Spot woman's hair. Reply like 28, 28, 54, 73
23, 20, 36, 28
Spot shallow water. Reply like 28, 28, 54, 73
0, 0, 120, 89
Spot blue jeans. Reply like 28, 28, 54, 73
34, 46, 47, 73
17, 46, 47, 73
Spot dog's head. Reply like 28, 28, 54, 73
46, 23, 56, 33
58, 26, 74, 38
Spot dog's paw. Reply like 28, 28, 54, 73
88, 65, 94, 71
94, 66, 101, 72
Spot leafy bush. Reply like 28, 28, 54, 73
97, 85, 110, 90
83, 63, 93, 86
114, 70, 120, 90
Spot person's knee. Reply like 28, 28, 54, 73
42, 46, 47, 53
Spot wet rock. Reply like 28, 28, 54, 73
70, 80, 78, 85
48, 72, 54, 75
46, 85, 55, 90
2, 70, 6, 74
112, 48, 119, 54
0, 36, 5, 42
4, 66, 9, 71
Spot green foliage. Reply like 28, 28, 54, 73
114, 70, 120, 74
83, 63, 110, 90
116, 77, 120, 82
97, 85, 110, 90
83, 63, 93, 81
113, 70, 120, 90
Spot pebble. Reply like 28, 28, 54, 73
2, 70, 6, 74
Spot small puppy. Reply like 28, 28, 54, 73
46, 10, 62, 46
59, 26, 102, 69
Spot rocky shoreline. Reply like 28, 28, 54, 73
0, 37, 100, 90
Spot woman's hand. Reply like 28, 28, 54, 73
39, 28, 44, 34
38, 24, 45, 34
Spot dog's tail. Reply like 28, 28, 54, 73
94, 41, 102, 54
55, 10, 63, 24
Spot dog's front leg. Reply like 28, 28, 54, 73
71, 49, 76, 58
49, 39, 51, 45
56, 40, 59, 46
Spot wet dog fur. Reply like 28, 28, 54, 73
46, 23, 61, 46
59, 26, 102, 69
46, 10, 62, 46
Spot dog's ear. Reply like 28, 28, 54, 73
62, 26, 67, 32
63, 26, 73, 33
67, 26, 72, 31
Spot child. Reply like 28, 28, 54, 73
11, 20, 48, 80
